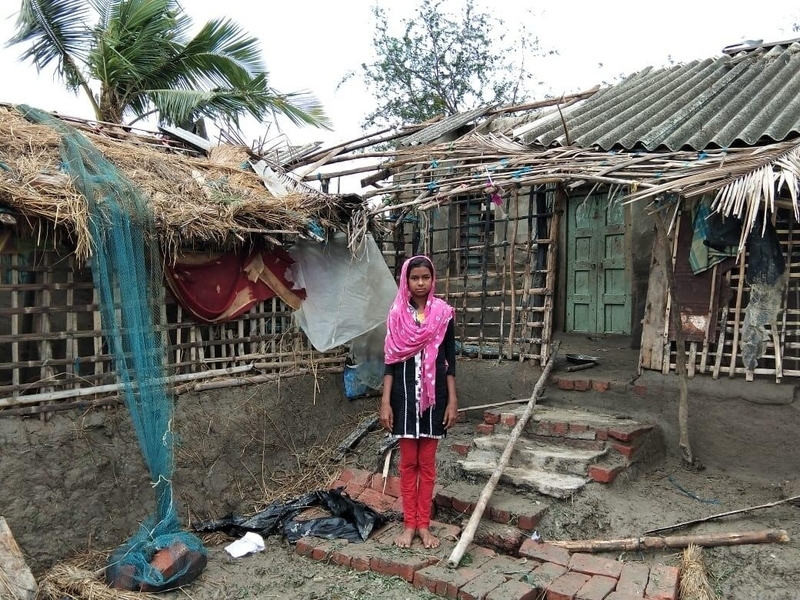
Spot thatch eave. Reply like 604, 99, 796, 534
0, 105, 362, 262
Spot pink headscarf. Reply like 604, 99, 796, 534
384, 255, 454, 414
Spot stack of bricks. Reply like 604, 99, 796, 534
296, 468, 680, 600
476, 409, 655, 485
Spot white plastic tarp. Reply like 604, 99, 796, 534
288, 233, 397, 352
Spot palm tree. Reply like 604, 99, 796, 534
6, 0, 331, 131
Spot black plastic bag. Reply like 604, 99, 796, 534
746, 215, 785, 286
704, 212, 742, 251
193, 488, 387, 544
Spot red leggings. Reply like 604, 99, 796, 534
398, 437, 438, 530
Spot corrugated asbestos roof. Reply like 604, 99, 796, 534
401, 105, 491, 146
517, 41, 800, 151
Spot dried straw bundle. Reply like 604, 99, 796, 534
679, 544, 720, 600
0, 107, 347, 262
36, 563, 158, 600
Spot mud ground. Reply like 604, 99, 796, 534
1, 348, 799, 600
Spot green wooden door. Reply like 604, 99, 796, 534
566, 194, 631, 334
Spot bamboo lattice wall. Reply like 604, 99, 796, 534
374, 185, 559, 364
0, 243, 343, 416
643, 207, 799, 381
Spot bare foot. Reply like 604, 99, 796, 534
418, 528, 440, 549
394, 527, 415, 548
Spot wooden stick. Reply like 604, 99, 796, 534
447, 340, 561, 569
729, 251, 747, 377
565, 362, 597, 373
548, 529, 790, 553
644, 495, 800, 535
457, 397, 548, 413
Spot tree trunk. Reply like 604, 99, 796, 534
652, 209, 694, 466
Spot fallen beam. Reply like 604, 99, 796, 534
332, 415, 380, 462
0, 516, 37, 600
547, 529, 790, 553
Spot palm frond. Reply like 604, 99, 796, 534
6, 0, 93, 90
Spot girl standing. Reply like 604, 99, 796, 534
381, 255, 458, 549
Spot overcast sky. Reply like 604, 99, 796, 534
0, 0, 796, 150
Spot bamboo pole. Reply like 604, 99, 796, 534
547, 529, 789, 553
447, 340, 561, 569
644, 495, 800, 535
0, 364, 254, 408
729, 251, 747, 377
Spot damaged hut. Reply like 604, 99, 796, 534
0, 104, 366, 416
288, 37, 800, 384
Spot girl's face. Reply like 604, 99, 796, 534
407, 265, 433, 302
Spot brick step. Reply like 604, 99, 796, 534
434, 481, 549, 531
471, 434, 609, 476
460, 459, 590, 499
295, 527, 680, 600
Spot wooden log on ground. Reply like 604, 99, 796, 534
447, 340, 561, 568
548, 529, 790, 553
0, 517, 37, 600
332, 415, 380, 461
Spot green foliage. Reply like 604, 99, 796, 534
349, 0, 538, 128
7, 0, 331, 131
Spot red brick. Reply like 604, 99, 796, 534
414, 565, 482, 599
465, 545, 498, 568
452, 442, 472, 456
588, 465, 624, 484
517, 504, 548, 531
458, 572, 507, 600
568, 554, 624, 579
607, 424, 653, 443
330, 479, 348, 490
486, 579, 539, 600
576, 575, 618, 600
569, 423, 589, 434
368, 474, 400, 497
350, 551, 371, 571
481, 555, 533, 580
546, 571, 592, 600
616, 562, 649, 596
295, 537, 315, 558
343, 483, 365, 499
500, 412, 518, 427
592, 380, 611, 392
595, 428, 609, 441
572, 379, 592, 392
606, 593, 647, 600
484, 410, 502, 424
477, 423, 496, 435
391, 496, 404, 512
452, 496, 476, 515
527, 562, 568, 590
490, 506, 513, 525
311, 542, 332, 561
370, 553, 435, 582
341, 468, 373, 488
330, 548, 352, 567
519, 541, 571, 566
644, 565, 679, 600
633, 385, 647, 397
435, 487, 454, 508
147, 542, 204, 584
551, 422, 569, 435
610, 440, 643, 459
356, 487, 395, 512
558, 379, 575, 391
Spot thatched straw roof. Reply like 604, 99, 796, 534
0, 105, 360, 261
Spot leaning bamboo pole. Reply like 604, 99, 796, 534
547, 529, 789, 553
447, 340, 561, 569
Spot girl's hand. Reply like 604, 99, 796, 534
443, 402, 459, 430
380, 402, 393, 431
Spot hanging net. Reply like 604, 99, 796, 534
17, 105, 206, 592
